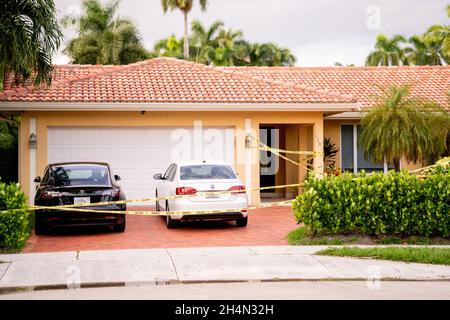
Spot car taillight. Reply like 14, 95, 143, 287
41, 191, 61, 199
228, 185, 246, 193
176, 187, 197, 195
111, 188, 120, 198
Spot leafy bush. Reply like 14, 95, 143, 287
0, 181, 31, 251
293, 167, 450, 237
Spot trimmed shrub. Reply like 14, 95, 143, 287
0, 181, 31, 251
293, 167, 450, 237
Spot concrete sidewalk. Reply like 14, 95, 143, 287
1, 246, 450, 293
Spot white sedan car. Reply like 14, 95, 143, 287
154, 161, 249, 228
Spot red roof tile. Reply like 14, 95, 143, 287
0, 58, 355, 104
220, 65, 450, 109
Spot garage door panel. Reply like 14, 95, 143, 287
48, 127, 235, 203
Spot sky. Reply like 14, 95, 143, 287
53, 0, 450, 66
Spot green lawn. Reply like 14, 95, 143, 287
287, 226, 358, 245
316, 247, 450, 265
287, 226, 450, 246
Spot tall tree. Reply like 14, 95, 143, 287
365, 34, 408, 66
190, 19, 224, 64
62, 0, 148, 65
151, 20, 297, 66
425, 4, 450, 63
248, 42, 296, 66
405, 34, 444, 65
212, 28, 244, 66
153, 34, 184, 58
359, 85, 449, 170
0, 0, 62, 90
161, 0, 208, 60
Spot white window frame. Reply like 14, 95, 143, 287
340, 124, 389, 173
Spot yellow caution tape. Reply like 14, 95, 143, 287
27, 182, 304, 211
28, 199, 294, 217
259, 145, 323, 156
411, 156, 450, 173
249, 134, 324, 156
252, 135, 323, 172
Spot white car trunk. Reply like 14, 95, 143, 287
180, 180, 244, 203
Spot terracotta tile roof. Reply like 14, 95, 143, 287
0, 58, 355, 104
219, 65, 450, 110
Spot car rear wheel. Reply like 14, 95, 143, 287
34, 216, 47, 235
165, 202, 179, 229
113, 215, 126, 232
236, 217, 248, 227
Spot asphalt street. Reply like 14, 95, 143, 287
2, 280, 450, 300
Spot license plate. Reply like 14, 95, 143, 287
205, 192, 220, 199
74, 197, 90, 205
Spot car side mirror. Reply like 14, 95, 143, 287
114, 174, 121, 181
153, 173, 163, 180
34, 176, 41, 183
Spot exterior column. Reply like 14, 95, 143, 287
298, 126, 308, 191
29, 117, 37, 205
313, 118, 324, 178
245, 119, 260, 206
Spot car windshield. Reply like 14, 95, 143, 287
51, 164, 111, 187
180, 165, 237, 180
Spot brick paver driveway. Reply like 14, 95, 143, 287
24, 206, 297, 252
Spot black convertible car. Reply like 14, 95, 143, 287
34, 162, 126, 234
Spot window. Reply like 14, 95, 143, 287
51, 164, 111, 187
180, 165, 237, 180
41, 167, 51, 185
341, 124, 393, 173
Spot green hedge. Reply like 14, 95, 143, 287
0, 181, 31, 251
293, 166, 450, 237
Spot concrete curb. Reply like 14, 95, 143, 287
2, 277, 450, 295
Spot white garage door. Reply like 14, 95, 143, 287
48, 127, 235, 203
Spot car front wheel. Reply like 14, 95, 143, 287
155, 190, 160, 211
165, 202, 179, 229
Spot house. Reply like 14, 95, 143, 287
0, 58, 449, 205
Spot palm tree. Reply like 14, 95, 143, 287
258, 43, 296, 66
365, 34, 408, 66
359, 85, 449, 171
190, 19, 224, 64
153, 35, 184, 58
151, 19, 297, 67
425, 4, 450, 63
0, 0, 62, 90
234, 42, 296, 66
334, 62, 355, 66
212, 28, 244, 66
161, 0, 208, 60
323, 137, 338, 169
62, 0, 148, 65
405, 35, 444, 65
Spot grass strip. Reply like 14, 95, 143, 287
316, 247, 450, 265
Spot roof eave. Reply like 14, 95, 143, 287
0, 101, 362, 112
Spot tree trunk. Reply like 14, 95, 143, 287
393, 158, 401, 171
0, 66, 4, 92
183, 11, 189, 60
